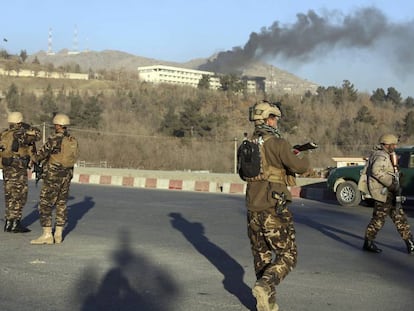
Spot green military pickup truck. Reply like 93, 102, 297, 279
326, 146, 414, 207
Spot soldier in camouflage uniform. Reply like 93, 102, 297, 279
1, 112, 41, 233
31, 114, 79, 245
245, 101, 310, 311
360, 134, 414, 254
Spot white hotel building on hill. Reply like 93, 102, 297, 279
137, 65, 265, 93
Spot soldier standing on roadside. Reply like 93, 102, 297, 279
359, 134, 414, 254
30, 113, 79, 245
1, 112, 41, 233
243, 101, 310, 311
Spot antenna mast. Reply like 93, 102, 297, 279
68, 24, 80, 55
47, 27, 55, 55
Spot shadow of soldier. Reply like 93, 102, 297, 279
294, 211, 403, 252
64, 195, 95, 237
294, 213, 364, 250
20, 195, 95, 240
76, 230, 179, 311
20, 202, 40, 228
169, 212, 255, 310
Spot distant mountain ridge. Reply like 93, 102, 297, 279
28, 49, 318, 94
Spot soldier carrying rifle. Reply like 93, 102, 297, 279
0, 112, 41, 233
358, 134, 414, 254
238, 100, 313, 311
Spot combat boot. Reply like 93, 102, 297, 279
11, 219, 31, 233
268, 286, 279, 311
4, 219, 13, 232
30, 227, 54, 245
269, 303, 279, 311
363, 239, 382, 253
54, 226, 64, 244
405, 239, 414, 255
252, 279, 271, 311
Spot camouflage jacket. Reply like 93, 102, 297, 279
34, 131, 70, 168
0, 123, 41, 159
365, 145, 394, 202
246, 129, 310, 212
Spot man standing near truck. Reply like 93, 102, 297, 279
359, 134, 414, 254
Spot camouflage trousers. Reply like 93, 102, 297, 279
247, 205, 297, 302
38, 166, 73, 227
365, 194, 413, 241
2, 162, 28, 221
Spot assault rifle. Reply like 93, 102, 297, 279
293, 142, 318, 152
33, 162, 44, 186
29, 141, 43, 186
389, 152, 405, 210
21, 122, 31, 130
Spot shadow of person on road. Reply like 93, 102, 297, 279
295, 213, 364, 250
294, 212, 403, 252
76, 230, 178, 311
64, 195, 95, 238
21, 194, 94, 237
21, 202, 40, 228
169, 212, 255, 310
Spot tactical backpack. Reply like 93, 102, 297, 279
49, 135, 79, 168
237, 135, 294, 185
237, 139, 261, 180
237, 136, 273, 182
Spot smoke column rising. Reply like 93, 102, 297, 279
199, 7, 414, 76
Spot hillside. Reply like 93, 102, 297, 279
0, 59, 412, 172
4, 49, 409, 173
28, 49, 318, 94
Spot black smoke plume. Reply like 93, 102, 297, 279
199, 7, 414, 75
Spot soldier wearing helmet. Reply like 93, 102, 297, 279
1, 112, 41, 233
250, 101, 282, 124
360, 134, 414, 254
31, 113, 79, 245
53, 113, 70, 126
244, 100, 310, 311
7, 111, 23, 123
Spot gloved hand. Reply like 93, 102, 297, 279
388, 181, 400, 194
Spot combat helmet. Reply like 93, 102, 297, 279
379, 134, 398, 145
53, 113, 70, 126
7, 112, 23, 123
249, 101, 281, 122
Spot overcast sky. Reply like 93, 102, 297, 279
1, 0, 414, 97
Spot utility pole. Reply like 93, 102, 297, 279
234, 137, 238, 174
42, 122, 46, 143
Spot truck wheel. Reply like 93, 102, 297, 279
336, 181, 361, 207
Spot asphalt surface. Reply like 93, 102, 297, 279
0, 182, 413, 311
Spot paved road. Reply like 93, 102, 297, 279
0, 182, 413, 311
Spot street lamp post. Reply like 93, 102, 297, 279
234, 137, 238, 174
